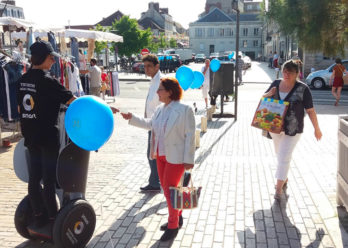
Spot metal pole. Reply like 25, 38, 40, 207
234, 6, 240, 121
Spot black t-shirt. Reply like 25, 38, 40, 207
16, 69, 73, 147
265, 80, 313, 136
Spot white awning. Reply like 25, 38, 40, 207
64, 29, 123, 42
0, 17, 35, 29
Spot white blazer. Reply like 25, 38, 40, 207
129, 101, 196, 165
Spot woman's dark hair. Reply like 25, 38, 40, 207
142, 54, 159, 66
282, 59, 299, 74
160, 77, 183, 101
335, 58, 342, 64
30, 54, 47, 65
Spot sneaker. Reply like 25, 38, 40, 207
160, 215, 183, 231
140, 185, 161, 192
160, 228, 179, 242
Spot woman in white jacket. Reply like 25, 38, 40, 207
121, 77, 196, 242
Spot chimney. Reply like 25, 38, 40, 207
160, 8, 168, 15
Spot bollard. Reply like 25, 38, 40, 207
195, 129, 200, 148
201, 117, 207, 133
206, 108, 213, 121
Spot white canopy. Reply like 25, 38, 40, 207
11, 29, 123, 43
0, 17, 35, 29
64, 29, 123, 42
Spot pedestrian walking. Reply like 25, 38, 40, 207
16, 41, 76, 232
262, 59, 322, 201
140, 54, 162, 192
121, 77, 195, 241
236, 55, 245, 85
201, 59, 210, 108
329, 58, 347, 106
268, 51, 273, 68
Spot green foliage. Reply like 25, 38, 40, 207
169, 38, 177, 48
94, 24, 108, 57
158, 33, 169, 49
110, 16, 152, 57
266, 0, 348, 56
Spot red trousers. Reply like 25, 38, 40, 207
157, 155, 185, 229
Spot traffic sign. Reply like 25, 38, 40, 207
141, 48, 149, 56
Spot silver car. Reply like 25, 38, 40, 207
305, 60, 348, 89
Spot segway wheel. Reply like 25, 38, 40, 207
53, 199, 96, 248
14, 195, 36, 240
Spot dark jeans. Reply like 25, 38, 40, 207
147, 131, 160, 187
27, 144, 59, 218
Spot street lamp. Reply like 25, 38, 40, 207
232, 0, 240, 120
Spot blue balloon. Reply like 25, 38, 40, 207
65, 96, 114, 151
210, 58, 221, 72
175, 66, 194, 90
190, 71, 205, 89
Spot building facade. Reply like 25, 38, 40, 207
0, 1, 24, 19
189, 6, 263, 59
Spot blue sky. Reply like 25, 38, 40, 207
15, 0, 206, 29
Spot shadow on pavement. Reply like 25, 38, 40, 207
237, 198, 324, 248
195, 119, 236, 169
315, 105, 348, 115
88, 193, 166, 248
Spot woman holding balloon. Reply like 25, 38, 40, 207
121, 77, 196, 242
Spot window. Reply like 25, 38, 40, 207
200, 43, 205, 51
195, 28, 204, 37
254, 28, 259, 36
225, 28, 232, 36
253, 40, 259, 47
219, 28, 224, 37
243, 40, 248, 47
247, 5, 253, 10
208, 28, 214, 37
17, 10, 21, 18
243, 28, 248, 36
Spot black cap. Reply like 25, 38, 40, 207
30, 40, 60, 60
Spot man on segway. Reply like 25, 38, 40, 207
16, 40, 76, 237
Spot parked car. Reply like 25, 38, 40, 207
305, 60, 348, 89
209, 52, 220, 60
195, 54, 206, 63
217, 55, 231, 62
242, 55, 252, 69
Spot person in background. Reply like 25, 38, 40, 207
78, 49, 87, 70
263, 59, 322, 201
139, 54, 162, 192
236, 55, 245, 85
81, 58, 101, 97
121, 77, 195, 242
268, 51, 273, 68
100, 66, 109, 100
273, 51, 278, 68
201, 59, 210, 108
16, 41, 76, 234
329, 58, 347, 106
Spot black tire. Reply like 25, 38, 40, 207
14, 196, 36, 240
311, 78, 325, 90
53, 200, 96, 248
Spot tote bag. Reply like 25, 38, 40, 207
251, 97, 289, 134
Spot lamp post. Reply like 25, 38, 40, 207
232, 0, 240, 120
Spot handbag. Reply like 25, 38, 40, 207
251, 97, 289, 134
169, 171, 202, 210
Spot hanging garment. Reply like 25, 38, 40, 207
59, 34, 68, 55
70, 37, 80, 69
67, 63, 84, 97
112, 71, 120, 96
48, 32, 61, 79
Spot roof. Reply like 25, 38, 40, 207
138, 17, 164, 31
96, 10, 124, 26
194, 7, 261, 23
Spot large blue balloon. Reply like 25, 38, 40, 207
190, 71, 205, 89
210, 58, 221, 72
175, 66, 194, 90
65, 96, 114, 151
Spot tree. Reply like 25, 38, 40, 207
94, 24, 108, 61
111, 16, 152, 58
169, 38, 177, 48
158, 32, 169, 49
265, 0, 348, 56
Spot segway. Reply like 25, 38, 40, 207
13, 139, 96, 247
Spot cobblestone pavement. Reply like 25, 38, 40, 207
1, 64, 348, 248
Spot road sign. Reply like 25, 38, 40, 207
141, 48, 149, 56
